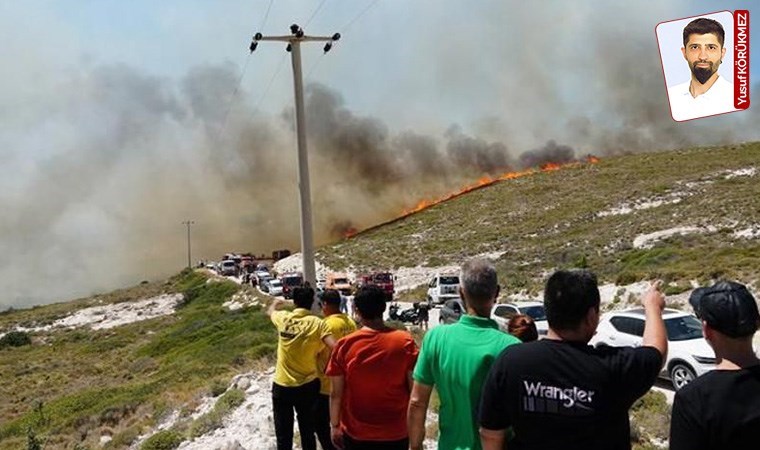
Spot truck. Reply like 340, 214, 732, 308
427, 272, 460, 304
280, 272, 304, 299
355, 271, 395, 301
326, 273, 353, 296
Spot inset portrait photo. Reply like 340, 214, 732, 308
656, 11, 737, 122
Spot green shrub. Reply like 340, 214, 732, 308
140, 429, 183, 450
630, 390, 670, 443
209, 379, 228, 397
216, 389, 245, 411
1, 330, 32, 348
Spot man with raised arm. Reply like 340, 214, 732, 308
479, 270, 667, 450
408, 258, 521, 450
268, 287, 336, 450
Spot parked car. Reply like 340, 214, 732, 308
427, 273, 460, 304
490, 302, 548, 337
258, 274, 273, 292
439, 299, 465, 324
589, 308, 716, 390
219, 260, 238, 277
280, 272, 304, 299
268, 279, 284, 297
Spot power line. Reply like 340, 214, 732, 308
341, 0, 380, 33
251, 53, 288, 112
258, 0, 276, 32
211, 0, 277, 143
304, 0, 329, 28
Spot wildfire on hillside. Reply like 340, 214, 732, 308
342, 155, 599, 239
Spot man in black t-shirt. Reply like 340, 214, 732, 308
478, 270, 667, 450
670, 281, 760, 450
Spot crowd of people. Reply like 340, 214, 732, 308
267, 258, 760, 450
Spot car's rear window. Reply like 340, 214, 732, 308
665, 315, 703, 341
519, 306, 547, 321
440, 276, 459, 285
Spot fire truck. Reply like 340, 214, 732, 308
355, 271, 395, 301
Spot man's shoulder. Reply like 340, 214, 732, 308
668, 80, 690, 96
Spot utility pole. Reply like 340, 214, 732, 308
182, 220, 195, 269
250, 25, 341, 297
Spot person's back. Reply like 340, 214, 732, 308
479, 270, 666, 450
416, 317, 519, 449
330, 328, 417, 439
268, 287, 335, 450
671, 367, 760, 449
327, 285, 418, 450
481, 339, 661, 449
410, 258, 520, 450
670, 281, 760, 450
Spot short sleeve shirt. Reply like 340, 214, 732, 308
670, 366, 760, 450
271, 308, 332, 387
414, 315, 521, 450
318, 313, 357, 395
479, 339, 662, 450
327, 328, 419, 441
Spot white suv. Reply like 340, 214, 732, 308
590, 308, 716, 390
427, 273, 460, 305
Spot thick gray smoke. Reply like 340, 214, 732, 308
2, 1, 759, 309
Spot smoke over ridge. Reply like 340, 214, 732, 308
1, 1, 759, 308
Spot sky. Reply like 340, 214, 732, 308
1, 0, 759, 309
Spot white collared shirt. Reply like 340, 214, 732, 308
667, 75, 736, 121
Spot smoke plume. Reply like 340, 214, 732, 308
2, 1, 759, 309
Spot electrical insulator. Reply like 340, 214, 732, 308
295, 29, 304, 38
323, 42, 332, 53
249, 41, 258, 52
290, 24, 300, 34
286, 43, 292, 52
332, 33, 341, 41
254, 32, 263, 41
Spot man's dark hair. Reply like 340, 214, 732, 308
683, 17, 725, 47
292, 286, 315, 309
544, 269, 600, 331
321, 289, 342, 306
353, 285, 386, 320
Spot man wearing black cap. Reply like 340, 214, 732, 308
670, 281, 760, 450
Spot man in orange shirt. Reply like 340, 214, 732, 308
327, 285, 419, 450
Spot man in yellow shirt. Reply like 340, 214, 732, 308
268, 286, 335, 450
316, 289, 358, 450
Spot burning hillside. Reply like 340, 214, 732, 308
344, 155, 600, 239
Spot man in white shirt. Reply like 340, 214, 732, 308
667, 17, 736, 121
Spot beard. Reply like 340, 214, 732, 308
691, 61, 717, 84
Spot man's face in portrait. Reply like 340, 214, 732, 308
681, 32, 726, 84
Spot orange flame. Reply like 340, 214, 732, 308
343, 157, 601, 240
400, 158, 600, 217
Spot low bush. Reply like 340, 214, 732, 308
140, 429, 183, 450
630, 390, 670, 444
0, 331, 32, 348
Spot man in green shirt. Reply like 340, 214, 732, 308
408, 258, 521, 450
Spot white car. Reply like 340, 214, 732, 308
491, 302, 549, 337
267, 279, 284, 297
590, 308, 716, 391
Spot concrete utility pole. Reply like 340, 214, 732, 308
250, 25, 341, 294
182, 220, 195, 269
